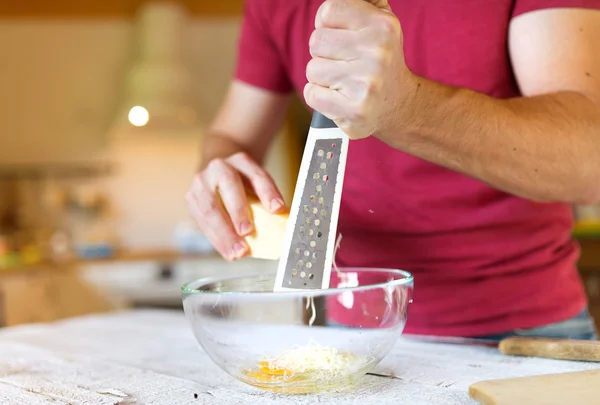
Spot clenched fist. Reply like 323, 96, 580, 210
304, 0, 417, 140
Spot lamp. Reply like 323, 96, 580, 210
113, 2, 196, 131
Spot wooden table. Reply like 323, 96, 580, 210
0, 310, 597, 404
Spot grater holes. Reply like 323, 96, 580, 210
291, 269, 297, 276
287, 138, 344, 284
300, 271, 306, 278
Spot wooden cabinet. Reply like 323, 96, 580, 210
577, 238, 600, 330
0, 265, 118, 327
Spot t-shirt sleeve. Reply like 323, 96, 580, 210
234, 0, 293, 94
512, 0, 600, 17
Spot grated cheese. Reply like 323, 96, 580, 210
262, 339, 365, 381
332, 233, 342, 275
246, 234, 365, 386
308, 296, 317, 327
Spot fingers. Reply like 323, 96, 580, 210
227, 152, 285, 214
309, 28, 360, 61
206, 158, 253, 237
186, 177, 248, 261
306, 57, 349, 90
304, 83, 350, 121
186, 152, 286, 262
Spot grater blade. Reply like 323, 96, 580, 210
274, 112, 349, 291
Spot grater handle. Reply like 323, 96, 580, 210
310, 111, 338, 129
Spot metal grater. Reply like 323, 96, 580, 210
274, 112, 349, 291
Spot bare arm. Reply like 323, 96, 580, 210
187, 80, 291, 260
200, 80, 291, 168
306, 1, 600, 204
388, 8, 600, 204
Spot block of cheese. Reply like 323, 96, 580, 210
469, 369, 600, 405
244, 198, 289, 260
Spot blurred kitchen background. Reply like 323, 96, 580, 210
1, 0, 600, 330
0, 0, 312, 326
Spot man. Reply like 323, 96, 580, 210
186, 0, 600, 339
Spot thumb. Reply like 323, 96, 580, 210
365, 0, 392, 12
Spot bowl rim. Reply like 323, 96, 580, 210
181, 267, 413, 297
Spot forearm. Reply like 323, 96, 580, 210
198, 82, 290, 172
199, 132, 248, 171
386, 77, 600, 204
200, 129, 274, 172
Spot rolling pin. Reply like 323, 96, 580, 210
498, 336, 600, 362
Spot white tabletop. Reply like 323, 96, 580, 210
0, 309, 596, 404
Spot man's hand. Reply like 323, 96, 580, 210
186, 152, 286, 261
304, 0, 416, 139
185, 81, 289, 261
308, 2, 600, 205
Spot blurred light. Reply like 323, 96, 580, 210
111, 3, 197, 134
128, 106, 149, 127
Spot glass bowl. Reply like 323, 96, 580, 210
182, 267, 413, 394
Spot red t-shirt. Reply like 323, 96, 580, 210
234, 0, 600, 336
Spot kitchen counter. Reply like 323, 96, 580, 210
0, 310, 596, 405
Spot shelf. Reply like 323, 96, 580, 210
2, 237, 596, 274
0, 249, 219, 274
0, 0, 245, 18
77, 249, 219, 264
0, 162, 113, 180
